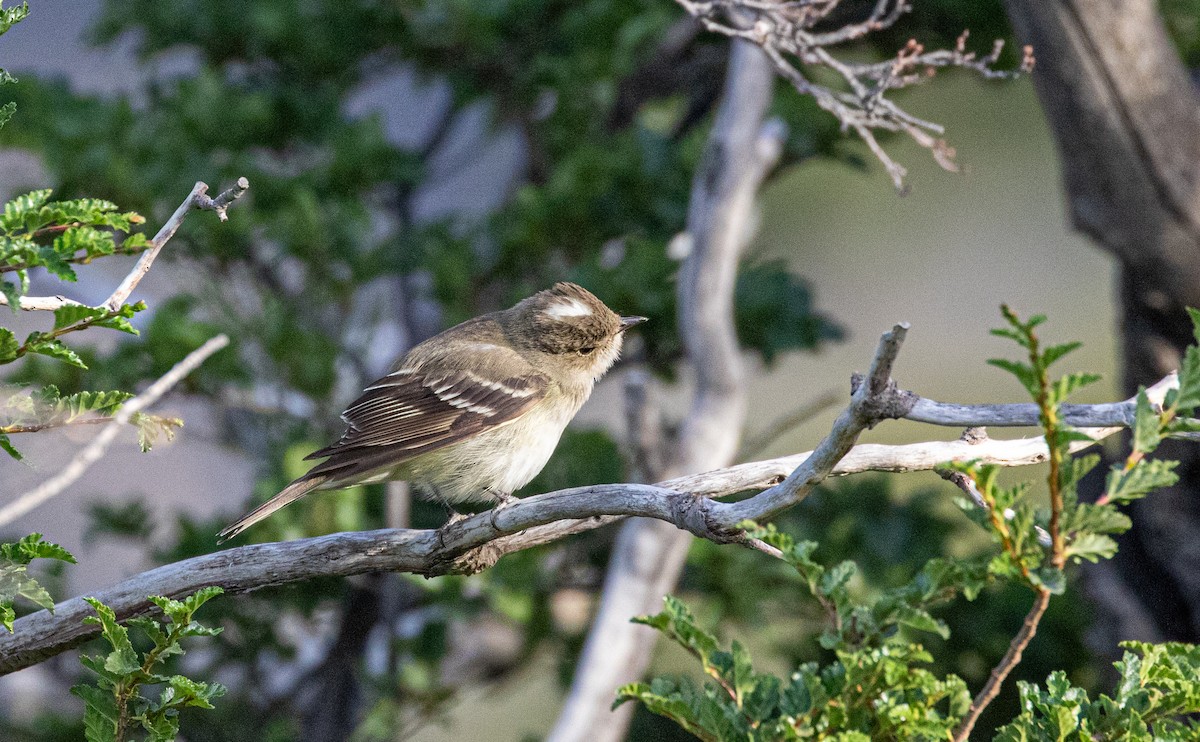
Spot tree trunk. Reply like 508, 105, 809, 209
1002, 0, 1200, 647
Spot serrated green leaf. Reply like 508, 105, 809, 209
1174, 345, 1200, 413
71, 683, 120, 742
1042, 341, 1082, 368
130, 413, 183, 452
1105, 459, 1180, 505
988, 358, 1039, 396
53, 304, 107, 330
0, 432, 20, 461
1166, 417, 1200, 434
83, 597, 140, 676
24, 336, 87, 368
1187, 307, 1200, 346
0, 327, 17, 363
0, 101, 14, 130
1052, 372, 1102, 404
1, 533, 76, 564
1, 189, 53, 233
0, 278, 19, 312
1065, 533, 1118, 563
892, 604, 950, 639
730, 640, 755, 704
1060, 454, 1100, 494
819, 560, 856, 597
36, 244, 77, 281
95, 314, 138, 335
180, 585, 224, 614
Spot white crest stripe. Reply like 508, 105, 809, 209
543, 298, 592, 319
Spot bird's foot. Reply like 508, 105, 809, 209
488, 490, 519, 529
436, 507, 471, 550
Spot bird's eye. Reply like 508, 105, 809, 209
578, 346, 596, 355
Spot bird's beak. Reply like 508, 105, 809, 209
618, 315, 649, 333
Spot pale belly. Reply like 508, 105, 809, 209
349, 400, 579, 504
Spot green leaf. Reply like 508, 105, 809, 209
24, 335, 87, 368
71, 683, 120, 742
1032, 567, 1066, 595
1105, 459, 1180, 505
0, 432, 20, 461
1052, 372, 1102, 404
0, 533, 76, 564
83, 597, 140, 676
36, 244, 77, 281
1042, 341, 1082, 368
988, 358, 1039, 397
0, 327, 17, 363
0, 2, 30, 36
130, 413, 183, 452
1174, 344, 1200, 412
0, 278, 20, 312
53, 304, 108, 330
819, 560, 856, 598
1188, 307, 1200, 346
1065, 532, 1118, 563
892, 603, 951, 639
990, 327, 1031, 349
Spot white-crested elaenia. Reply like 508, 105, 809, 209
219, 282, 646, 541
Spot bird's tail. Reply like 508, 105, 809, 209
217, 475, 329, 543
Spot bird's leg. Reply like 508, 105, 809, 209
443, 503, 471, 526
431, 485, 471, 551
488, 488, 520, 508
486, 489, 519, 530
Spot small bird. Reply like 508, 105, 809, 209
218, 282, 646, 542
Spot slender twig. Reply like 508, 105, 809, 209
0, 293, 86, 311
953, 311, 1072, 741
1, 417, 113, 435
105, 179, 249, 311
0, 334, 229, 528
953, 588, 1051, 742
675, 0, 1035, 189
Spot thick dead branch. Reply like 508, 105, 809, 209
0, 342, 1182, 678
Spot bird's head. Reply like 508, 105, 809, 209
506, 282, 647, 379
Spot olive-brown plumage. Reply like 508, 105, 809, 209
218, 283, 645, 541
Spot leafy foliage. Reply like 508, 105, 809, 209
0, 189, 149, 308
72, 587, 226, 742
995, 643, 1200, 741
623, 309, 1200, 740
618, 531, 977, 741
0, 533, 75, 632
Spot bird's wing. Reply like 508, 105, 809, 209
302, 366, 549, 480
